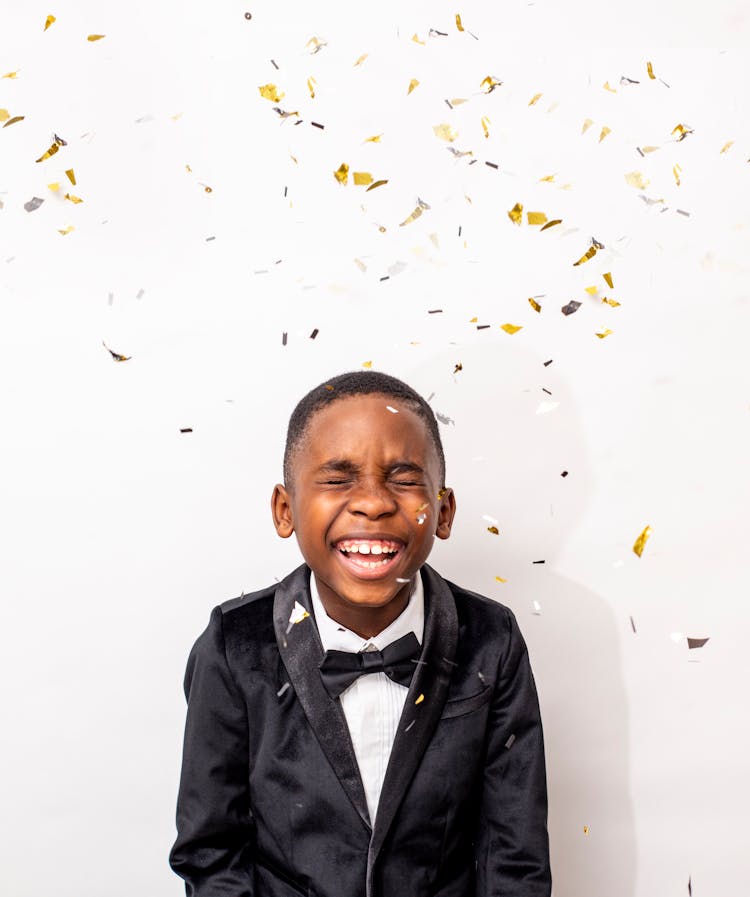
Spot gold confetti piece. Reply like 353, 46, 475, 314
407, 78, 420, 95
495, 576, 507, 583
354, 258, 367, 273
582, 118, 594, 134
411, 33, 425, 45
2, 71, 20, 79
455, 13, 464, 31
353, 53, 368, 67
528, 297, 542, 313
602, 297, 621, 307
481, 115, 490, 138
87, 34, 106, 42
573, 246, 597, 266
3, 115, 25, 128
603, 272, 614, 289
625, 171, 649, 189
64, 192, 83, 204
599, 126, 611, 142
603, 81, 617, 93
500, 323, 522, 335
527, 211, 548, 226
540, 218, 562, 231
63, 169, 76, 186
48, 182, 60, 192
437, 488, 448, 500
595, 327, 613, 339
641, 145, 660, 154
362, 360, 373, 369
102, 340, 130, 361
529, 92, 543, 106
58, 225, 74, 235
673, 163, 682, 186
364, 133, 382, 143
333, 162, 349, 185
507, 202, 523, 225
469, 316, 478, 323
448, 98, 469, 106
433, 123, 458, 142
0, 109, 8, 121
35, 136, 65, 163
353, 171, 373, 186
487, 526, 499, 535
583, 826, 590, 835
719, 140, 734, 154
647, 61, 656, 80
480, 75, 502, 93
399, 198, 430, 227
288, 600, 310, 625
453, 363, 463, 374
672, 123, 693, 141
44, 14, 56, 30
307, 76, 316, 99
365, 179, 388, 192
632, 525, 653, 557
259, 83, 284, 102
584, 285, 598, 296
306, 36, 327, 54
415, 693, 425, 705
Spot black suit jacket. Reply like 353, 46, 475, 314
169, 563, 551, 897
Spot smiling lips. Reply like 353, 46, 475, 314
334, 538, 403, 570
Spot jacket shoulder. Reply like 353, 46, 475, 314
442, 576, 516, 632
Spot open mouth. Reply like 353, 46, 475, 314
333, 538, 404, 573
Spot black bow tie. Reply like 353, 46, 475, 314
319, 631, 422, 699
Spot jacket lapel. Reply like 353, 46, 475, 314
366, 564, 459, 888
273, 564, 371, 832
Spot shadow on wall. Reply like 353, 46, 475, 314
417, 342, 636, 897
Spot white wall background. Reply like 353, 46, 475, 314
1, 3, 749, 895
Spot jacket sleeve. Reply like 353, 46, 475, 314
169, 606, 255, 896
475, 608, 551, 897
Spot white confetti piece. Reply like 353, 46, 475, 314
536, 401, 560, 415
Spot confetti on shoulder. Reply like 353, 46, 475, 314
289, 601, 310, 626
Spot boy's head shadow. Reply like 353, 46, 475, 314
420, 342, 636, 897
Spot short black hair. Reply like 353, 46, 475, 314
283, 371, 446, 487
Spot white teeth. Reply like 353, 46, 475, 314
358, 544, 371, 555
370, 545, 382, 555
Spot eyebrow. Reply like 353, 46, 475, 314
316, 459, 425, 475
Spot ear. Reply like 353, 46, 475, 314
271, 484, 295, 538
435, 487, 456, 540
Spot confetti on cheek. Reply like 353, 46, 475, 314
507, 203, 523, 225
407, 79, 419, 95
87, 34, 106, 42
500, 323, 522, 335
632, 525, 653, 557
259, 83, 284, 102
44, 15, 56, 30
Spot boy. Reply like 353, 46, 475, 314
169, 371, 551, 897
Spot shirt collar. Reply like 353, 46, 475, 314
310, 571, 425, 653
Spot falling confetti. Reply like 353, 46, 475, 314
719, 140, 734, 154
3, 71, 20, 79
102, 341, 131, 361
487, 526, 499, 535
633, 525, 653, 557
480, 75, 502, 93
362, 360, 373, 369
307, 76, 316, 99
532, 601, 542, 615
505, 734, 516, 749
599, 126, 612, 142
630, 616, 637, 633
64, 192, 83, 204
24, 197, 44, 212
603, 272, 614, 289
306, 36, 327, 54
433, 123, 458, 142
65, 168, 76, 185
87, 34, 106, 42
672, 123, 693, 141
561, 300, 582, 316
507, 202, 523, 225
528, 298, 542, 312
333, 162, 349, 185
364, 133, 382, 143
536, 401, 559, 415
583, 826, 590, 835
436, 412, 455, 425
527, 211, 548, 225
57, 225, 74, 235
582, 118, 594, 134
500, 323, 522, 335
44, 15, 56, 30
399, 198, 430, 226
352, 171, 373, 186
625, 171, 649, 189
259, 83, 284, 102
529, 93, 543, 106
2, 115, 25, 128
540, 219, 562, 231
481, 116, 490, 138
673, 163, 682, 186
687, 637, 710, 650
573, 245, 598, 266
407, 78, 420, 95
35, 135, 66, 163
353, 54, 368, 67
647, 61, 656, 80
495, 576, 507, 583
595, 327, 613, 339
366, 179, 388, 192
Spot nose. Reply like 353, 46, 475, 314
347, 476, 397, 519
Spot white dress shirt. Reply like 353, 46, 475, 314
310, 573, 425, 823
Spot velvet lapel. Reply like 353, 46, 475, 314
366, 564, 459, 886
272, 564, 371, 832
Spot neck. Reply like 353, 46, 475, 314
314, 578, 413, 639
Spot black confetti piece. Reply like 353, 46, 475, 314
561, 300, 582, 316
180, 428, 193, 433
282, 332, 287, 346
687, 637, 710, 649
543, 359, 553, 366
24, 196, 44, 213
310, 328, 319, 339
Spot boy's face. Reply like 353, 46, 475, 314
272, 394, 456, 616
